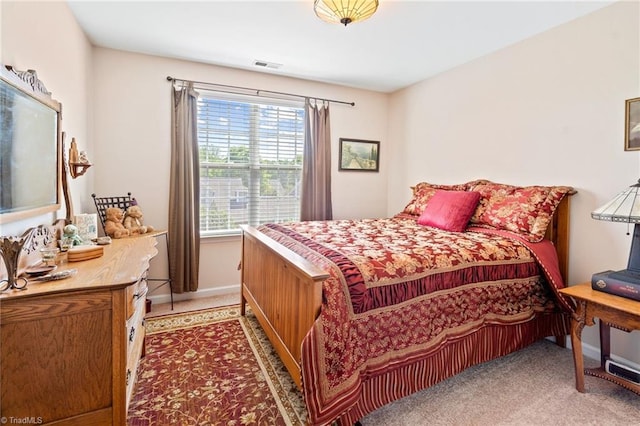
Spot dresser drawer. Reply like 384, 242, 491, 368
125, 293, 146, 357
125, 278, 148, 320
125, 287, 147, 409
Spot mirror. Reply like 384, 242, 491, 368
0, 65, 62, 224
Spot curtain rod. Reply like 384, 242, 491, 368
166, 76, 355, 107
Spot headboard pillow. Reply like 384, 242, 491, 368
402, 179, 489, 216
402, 183, 467, 216
467, 181, 574, 242
417, 190, 481, 232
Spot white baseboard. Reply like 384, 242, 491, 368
554, 335, 640, 372
581, 340, 640, 371
147, 283, 241, 305
580, 340, 600, 362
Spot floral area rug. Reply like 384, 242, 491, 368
127, 305, 306, 425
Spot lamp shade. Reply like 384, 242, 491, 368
314, 0, 379, 26
592, 180, 640, 223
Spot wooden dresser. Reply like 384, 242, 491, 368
0, 236, 157, 425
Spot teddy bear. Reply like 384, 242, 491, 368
123, 205, 155, 235
104, 207, 130, 239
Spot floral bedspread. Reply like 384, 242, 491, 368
258, 217, 568, 425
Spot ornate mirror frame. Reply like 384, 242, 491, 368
0, 65, 63, 224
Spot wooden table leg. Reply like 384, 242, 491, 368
599, 320, 611, 368
240, 287, 246, 316
569, 301, 588, 392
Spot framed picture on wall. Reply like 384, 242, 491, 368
625, 97, 640, 151
338, 138, 380, 172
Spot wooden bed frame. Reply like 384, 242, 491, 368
240, 194, 574, 389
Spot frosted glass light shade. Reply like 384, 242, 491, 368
314, 0, 379, 26
592, 180, 640, 223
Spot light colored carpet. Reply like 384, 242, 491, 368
149, 297, 640, 425
361, 339, 640, 425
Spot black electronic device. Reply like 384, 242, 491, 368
605, 358, 640, 384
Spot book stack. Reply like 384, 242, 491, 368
591, 270, 640, 302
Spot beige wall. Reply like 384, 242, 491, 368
91, 48, 390, 299
1, 1, 93, 236
388, 1, 640, 363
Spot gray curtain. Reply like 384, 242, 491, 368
301, 100, 333, 221
169, 83, 200, 293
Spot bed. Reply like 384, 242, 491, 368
240, 179, 576, 425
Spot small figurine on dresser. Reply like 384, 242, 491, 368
62, 224, 84, 248
123, 205, 154, 235
104, 207, 130, 239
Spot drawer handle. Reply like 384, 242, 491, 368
133, 278, 147, 300
129, 326, 136, 342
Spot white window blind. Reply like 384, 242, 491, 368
197, 92, 305, 235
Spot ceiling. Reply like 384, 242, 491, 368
68, 0, 613, 93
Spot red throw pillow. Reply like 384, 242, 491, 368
417, 190, 481, 232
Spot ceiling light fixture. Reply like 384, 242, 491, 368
314, 0, 379, 27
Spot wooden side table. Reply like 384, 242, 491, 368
559, 282, 640, 395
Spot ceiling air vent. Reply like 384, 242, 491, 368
253, 60, 282, 70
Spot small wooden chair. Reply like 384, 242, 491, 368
92, 192, 135, 231
91, 193, 174, 310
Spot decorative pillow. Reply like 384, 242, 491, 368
417, 190, 481, 232
469, 181, 573, 242
402, 179, 488, 216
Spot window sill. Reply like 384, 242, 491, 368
200, 232, 241, 244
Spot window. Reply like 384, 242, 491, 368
197, 92, 305, 236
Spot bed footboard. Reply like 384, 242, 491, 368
240, 225, 329, 388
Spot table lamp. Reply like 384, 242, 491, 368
591, 179, 640, 281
